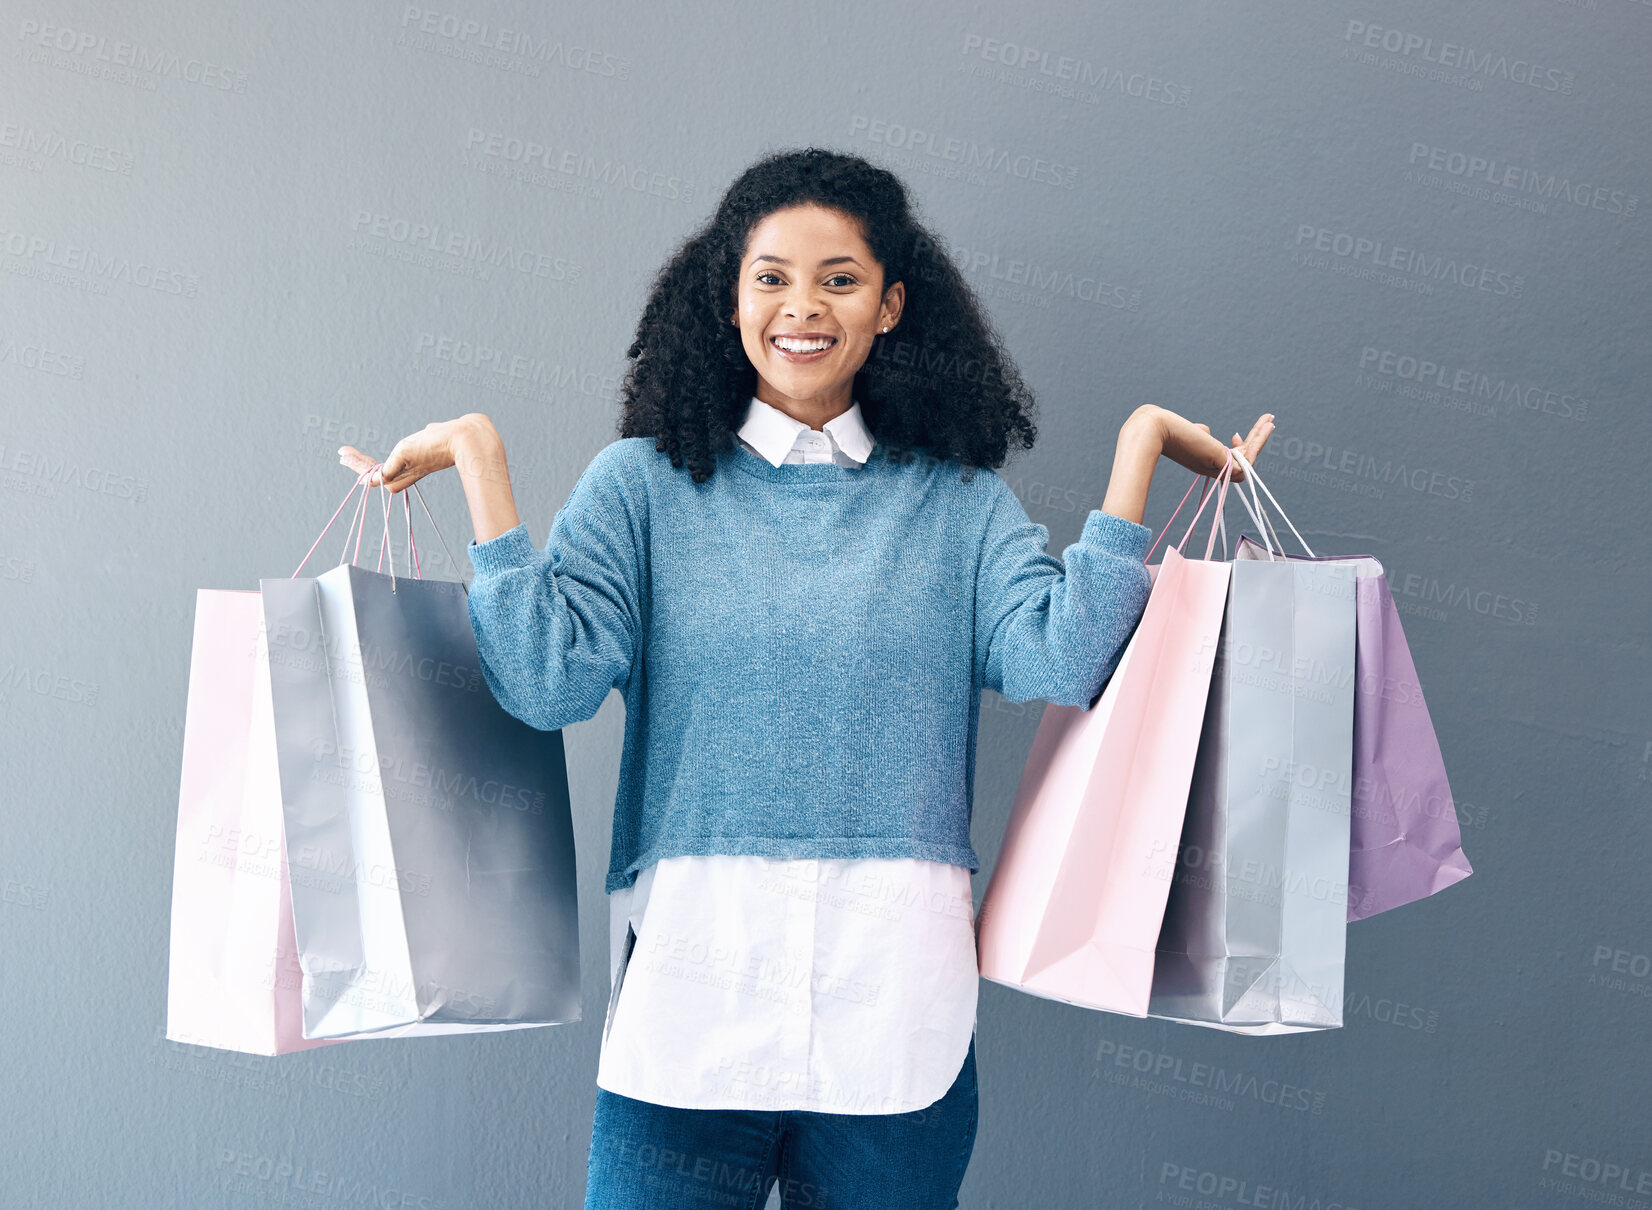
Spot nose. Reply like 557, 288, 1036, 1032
783, 285, 824, 321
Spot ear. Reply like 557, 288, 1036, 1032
882, 279, 906, 329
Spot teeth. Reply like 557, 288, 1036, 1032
773, 336, 833, 352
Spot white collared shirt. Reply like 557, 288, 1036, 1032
593, 395, 980, 1113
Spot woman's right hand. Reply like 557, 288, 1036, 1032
337, 415, 486, 495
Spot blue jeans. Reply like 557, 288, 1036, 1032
584, 1035, 978, 1209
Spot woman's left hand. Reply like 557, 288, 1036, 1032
1103, 406, 1277, 527
1139, 405, 1275, 482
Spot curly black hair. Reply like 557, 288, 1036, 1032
617, 146, 1039, 484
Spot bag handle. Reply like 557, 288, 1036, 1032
1227, 448, 1315, 559
1215, 455, 1277, 559
1176, 466, 1274, 564
1145, 446, 1269, 563
1144, 451, 1228, 563
290, 464, 461, 589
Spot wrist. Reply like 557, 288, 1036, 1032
451, 417, 505, 479
451, 413, 500, 456
1101, 412, 1162, 527
1121, 406, 1164, 456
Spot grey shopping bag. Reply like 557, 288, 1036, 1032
1232, 534, 1471, 922
259, 559, 581, 1041
1147, 456, 1357, 1034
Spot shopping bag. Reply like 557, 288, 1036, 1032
975, 455, 1244, 1017
260, 475, 582, 1041
166, 588, 346, 1056
1147, 452, 1357, 1034
1232, 534, 1471, 922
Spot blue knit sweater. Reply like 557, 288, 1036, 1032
466, 436, 1154, 893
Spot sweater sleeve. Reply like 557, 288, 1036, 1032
465, 443, 643, 732
975, 476, 1154, 707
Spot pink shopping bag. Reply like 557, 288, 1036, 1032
976, 456, 1241, 1016
165, 588, 344, 1056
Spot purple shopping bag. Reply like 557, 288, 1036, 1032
1233, 534, 1472, 921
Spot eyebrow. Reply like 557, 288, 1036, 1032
752, 254, 865, 268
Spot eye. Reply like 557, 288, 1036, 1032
756, 271, 783, 285
827, 273, 858, 287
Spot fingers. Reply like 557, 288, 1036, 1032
337, 445, 391, 489
381, 450, 417, 492
1238, 416, 1275, 479
337, 446, 376, 474
1188, 415, 1273, 485
1252, 415, 1276, 458
335, 443, 419, 494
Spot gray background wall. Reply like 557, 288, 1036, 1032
3, 1, 1648, 1206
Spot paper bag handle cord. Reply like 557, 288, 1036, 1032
1145, 446, 1241, 564
1146, 451, 1223, 563
1145, 446, 1277, 565
1144, 476, 1192, 564
1231, 455, 1287, 562
1185, 451, 1233, 562
1227, 447, 1315, 559
333, 470, 408, 589
290, 464, 461, 583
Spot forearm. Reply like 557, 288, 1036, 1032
452, 415, 522, 545
463, 440, 641, 732
1100, 410, 1162, 526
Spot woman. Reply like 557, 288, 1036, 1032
341, 147, 1274, 1209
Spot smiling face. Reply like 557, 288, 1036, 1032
731, 203, 903, 427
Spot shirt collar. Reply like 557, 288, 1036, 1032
737, 395, 876, 468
